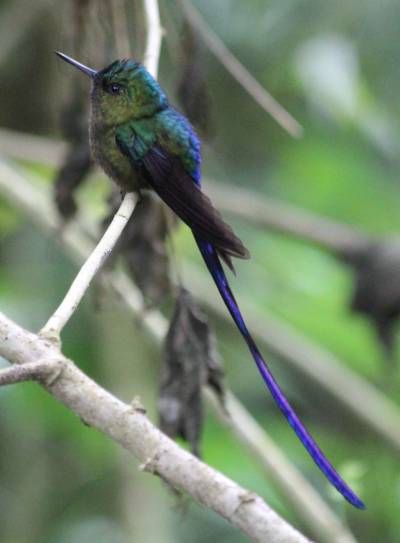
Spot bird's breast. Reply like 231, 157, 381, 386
89, 119, 145, 192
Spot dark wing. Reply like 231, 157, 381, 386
119, 140, 250, 263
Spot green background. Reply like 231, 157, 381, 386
0, 0, 400, 541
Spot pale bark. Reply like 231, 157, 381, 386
0, 312, 311, 543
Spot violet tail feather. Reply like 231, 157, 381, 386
195, 236, 365, 509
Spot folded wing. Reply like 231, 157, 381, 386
117, 136, 249, 265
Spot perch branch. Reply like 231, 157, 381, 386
40, 192, 138, 338
0, 159, 359, 543
0, 312, 311, 543
180, 0, 303, 138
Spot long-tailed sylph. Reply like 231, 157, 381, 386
55, 51, 365, 509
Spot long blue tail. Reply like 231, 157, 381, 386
195, 236, 365, 509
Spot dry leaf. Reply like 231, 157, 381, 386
159, 288, 224, 456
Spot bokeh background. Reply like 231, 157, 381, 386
1, 0, 400, 542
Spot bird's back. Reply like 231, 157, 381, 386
154, 107, 202, 184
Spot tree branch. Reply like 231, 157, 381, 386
207, 182, 372, 257
0, 159, 359, 543
0, 312, 311, 543
179, 0, 303, 138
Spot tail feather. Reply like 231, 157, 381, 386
195, 236, 365, 509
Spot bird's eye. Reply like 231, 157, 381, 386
108, 83, 122, 95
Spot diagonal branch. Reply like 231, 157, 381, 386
40, 193, 138, 338
206, 181, 372, 257
0, 311, 311, 543
179, 0, 303, 138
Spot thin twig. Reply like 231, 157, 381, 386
143, 0, 163, 77
179, 0, 303, 138
0, 159, 359, 543
0, 359, 64, 386
0, 312, 311, 543
40, 193, 137, 337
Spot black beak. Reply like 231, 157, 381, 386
55, 51, 97, 78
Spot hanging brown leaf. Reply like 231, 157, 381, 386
102, 191, 173, 307
53, 137, 92, 219
53, 0, 93, 220
124, 196, 171, 306
159, 288, 224, 457
348, 239, 400, 366
53, 84, 92, 219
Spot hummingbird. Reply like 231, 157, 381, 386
55, 51, 365, 509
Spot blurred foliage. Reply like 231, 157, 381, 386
102, 192, 172, 306
1, 0, 400, 542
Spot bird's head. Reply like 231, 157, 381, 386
56, 52, 168, 125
